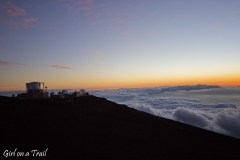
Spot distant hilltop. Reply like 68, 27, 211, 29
159, 84, 220, 93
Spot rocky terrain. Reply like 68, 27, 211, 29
0, 95, 239, 159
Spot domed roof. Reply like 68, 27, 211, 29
62, 90, 69, 95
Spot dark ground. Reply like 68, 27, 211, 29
0, 95, 239, 160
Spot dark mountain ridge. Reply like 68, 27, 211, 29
0, 95, 239, 159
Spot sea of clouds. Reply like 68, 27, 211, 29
1, 85, 240, 139
91, 85, 240, 139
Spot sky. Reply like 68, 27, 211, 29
0, 0, 240, 91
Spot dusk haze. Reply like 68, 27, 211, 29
1, 0, 240, 91
1, 1, 240, 159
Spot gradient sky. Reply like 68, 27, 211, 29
0, 0, 240, 91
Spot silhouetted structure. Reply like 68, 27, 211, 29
18, 82, 48, 98
18, 82, 88, 99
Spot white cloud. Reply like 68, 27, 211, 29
173, 107, 209, 128
214, 108, 240, 138
91, 85, 240, 138
2, 85, 239, 138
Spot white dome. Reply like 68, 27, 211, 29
79, 89, 85, 94
62, 90, 69, 95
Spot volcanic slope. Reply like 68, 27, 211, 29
0, 96, 239, 159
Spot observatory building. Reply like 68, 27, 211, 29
18, 81, 88, 99
25, 82, 48, 98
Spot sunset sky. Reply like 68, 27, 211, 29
0, 0, 240, 91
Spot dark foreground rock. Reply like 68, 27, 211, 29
0, 95, 239, 159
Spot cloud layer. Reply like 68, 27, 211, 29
1, 1, 37, 28
0, 59, 22, 66
63, 0, 95, 15
3, 1, 26, 17
50, 64, 71, 69
92, 85, 240, 139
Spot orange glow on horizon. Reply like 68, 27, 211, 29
56, 74, 240, 90
0, 74, 239, 91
